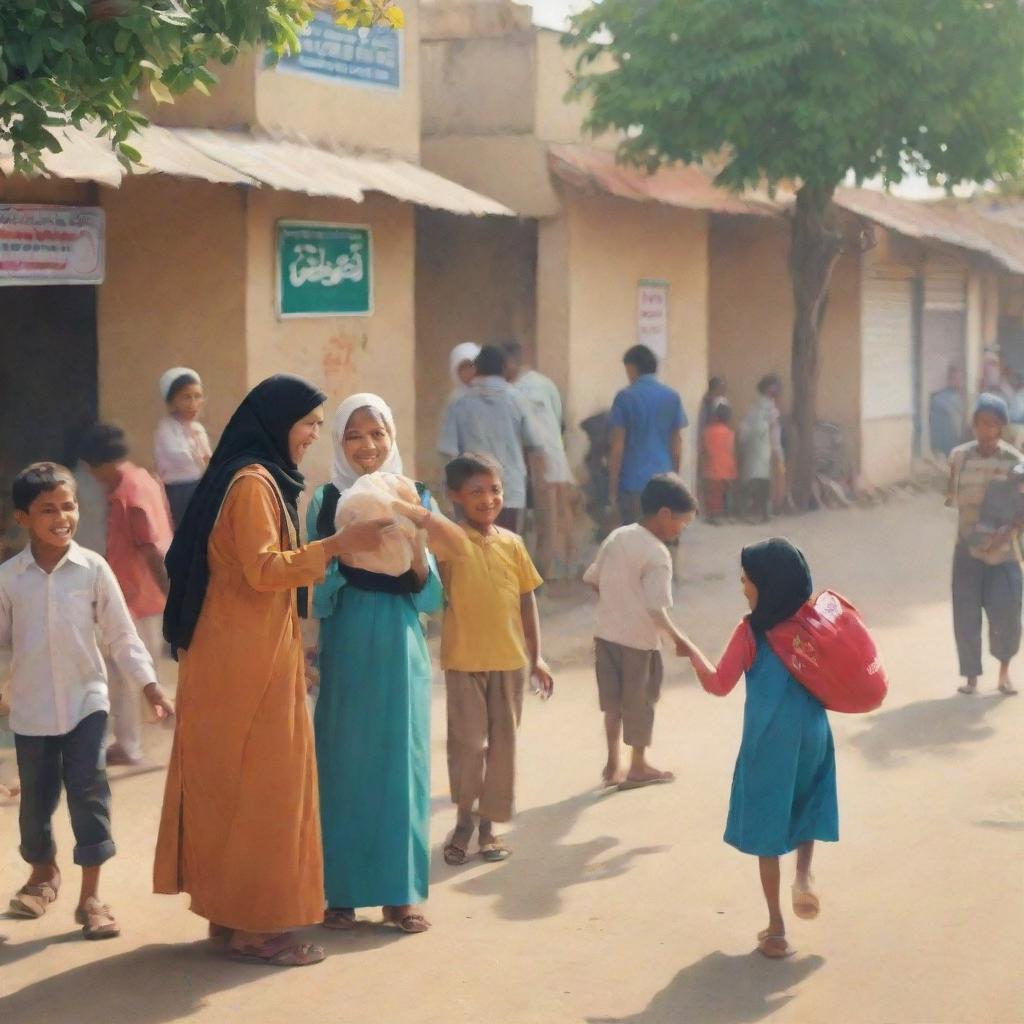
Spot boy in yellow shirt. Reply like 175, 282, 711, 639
439, 453, 554, 866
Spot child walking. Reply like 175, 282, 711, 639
701, 401, 738, 524
154, 367, 211, 528
0, 463, 174, 939
584, 474, 696, 789
947, 393, 1023, 696
678, 539, 838, 959
439, 453, 554, 866
80, 424, 173, 766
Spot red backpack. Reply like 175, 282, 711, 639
762, 591, 888, 713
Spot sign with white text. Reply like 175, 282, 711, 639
637, 279, 669, 360
0, 205, 104, 286
277, 221, 372, 318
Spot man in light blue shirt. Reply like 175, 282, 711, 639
439, 345, 541, 533
609, 345, 688, 525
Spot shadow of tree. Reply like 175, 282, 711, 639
587, 950, 826, 1024
438, 790, 669, 921
849, 695, 1004, 768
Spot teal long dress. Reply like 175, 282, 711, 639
725, 637, 839, 857
308, 485, 443, 909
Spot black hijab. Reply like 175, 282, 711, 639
741, 538, 813, 635
163, 374, 327, 653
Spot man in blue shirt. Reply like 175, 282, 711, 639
608, 345, 688, 525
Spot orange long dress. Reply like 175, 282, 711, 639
154, 465, 328, 932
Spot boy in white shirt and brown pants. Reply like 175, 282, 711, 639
0, 463, 174, 940
584, 474, 696, 789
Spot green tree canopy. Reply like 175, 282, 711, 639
567, 0, 1024, 504
0, 0, 403, 174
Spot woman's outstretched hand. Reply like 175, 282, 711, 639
324, 518, 395, 559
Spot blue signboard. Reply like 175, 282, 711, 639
271, 11, 401, 91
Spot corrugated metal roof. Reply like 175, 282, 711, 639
548, 144, 774, 216
0, 124, 512, 217
834, 188, 1024, 276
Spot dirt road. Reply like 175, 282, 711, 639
1, 493, 1021, 1024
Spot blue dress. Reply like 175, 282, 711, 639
307, 485, 443, 908
725, 637, 839, 857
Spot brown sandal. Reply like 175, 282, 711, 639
229, 934, 325, 967
322, 908, 357, 930
9, 878, 60, 919
383, 907, 431, 934
74, 897, 120, 940
479, 838, 512, 863
443, 842, 470, 866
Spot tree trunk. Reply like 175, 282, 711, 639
789, 184, 843, 509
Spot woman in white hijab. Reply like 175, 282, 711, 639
154, 366, 211, 527
306, 394, 464, 935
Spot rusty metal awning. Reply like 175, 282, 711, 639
0, 124, 512, 217
548, 144, 774, 216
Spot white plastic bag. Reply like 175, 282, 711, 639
334, 471, 420, 576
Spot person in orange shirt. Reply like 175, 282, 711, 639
702, 400, 738, 524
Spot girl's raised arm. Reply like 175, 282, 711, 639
679, 621, 755, 697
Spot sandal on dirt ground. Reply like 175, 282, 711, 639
792, 878, 820, 920
998, 681, 1019, 695
618, 771, 675, 791
9, 878, 60, 918
322, 908, 357, 930
382, 907, 431, 934
229, 934, 325, 966
757, 934, 796, 959
443, 843, 470, 866
479, 838, 512, 863
208, 924, 234, 949
957, 683, 978, 695
74, 898, 120, 940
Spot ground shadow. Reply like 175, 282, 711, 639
587, 950, 826, 1024
439, 789, 669, 921
849, 694, 1004, 767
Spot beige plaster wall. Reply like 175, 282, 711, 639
536, 213, 572, 399
98, 178, 248, 469
421, 135, 559, 216
414, 210, 537, 491
244, 190, 417, 490
861, 417, 914, 487
708, 216, 863, 472
0, 178, 95, 205
421, 32, 535, 137
142, 54, 258, 131
560, 192, 709, 484
533, 29, 594, 145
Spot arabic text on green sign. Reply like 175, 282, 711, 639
277, 222, 372, 317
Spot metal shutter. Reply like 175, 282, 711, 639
924, 258, 968, 312
862, 264, 914, 420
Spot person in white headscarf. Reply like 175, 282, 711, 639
154, 367, 211, 527
306, 394, 465, 935
448, 342, 481, 404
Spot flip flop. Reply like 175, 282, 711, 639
479, 839, 512, 863
998, 682, 1019, 696
9, 879, 60, 919
74, 898, 120, 940
792, 879, 820, 920
618, 772, 675, 791
229, 936, 325, 967
322, 908, 357, 930
758, 934, 796, 959
958, 683, 978, 695
443, 843, 470, 866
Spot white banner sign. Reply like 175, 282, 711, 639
0, 204, 105, 286
637, 279, 669, 360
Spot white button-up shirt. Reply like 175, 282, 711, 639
0, 542, 156, 736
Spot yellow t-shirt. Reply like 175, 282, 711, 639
439, 525, 543, 672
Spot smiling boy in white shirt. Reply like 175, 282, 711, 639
0, 463, 174, 940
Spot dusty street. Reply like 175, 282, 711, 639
1, 493, 1021, 1024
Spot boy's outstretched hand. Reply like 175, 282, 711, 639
144, 682, 176, 724
532, 658, 555, 699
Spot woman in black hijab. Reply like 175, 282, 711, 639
678, 538, 838, 960
154, 375, 390, 967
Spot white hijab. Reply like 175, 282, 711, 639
330, 393, 404, 495
159, 366, 201, 402
449, 342, 481, 390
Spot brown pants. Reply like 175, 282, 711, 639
595, 638, 663, 748
445, 669, 526, 823
534, 480, 577, 578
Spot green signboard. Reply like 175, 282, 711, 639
276, 221, 372, 318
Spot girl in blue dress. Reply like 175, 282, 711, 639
679, 538, 838, 959
308, 393, 465, 935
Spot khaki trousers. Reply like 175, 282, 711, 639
534, 480, 576, 579
445, 668, 526, 824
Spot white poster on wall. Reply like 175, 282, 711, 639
0, 204, 105, 286
637, 279, 669, 360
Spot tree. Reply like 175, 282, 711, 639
567, 0, 1024, 506
0, 0, 403, 174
